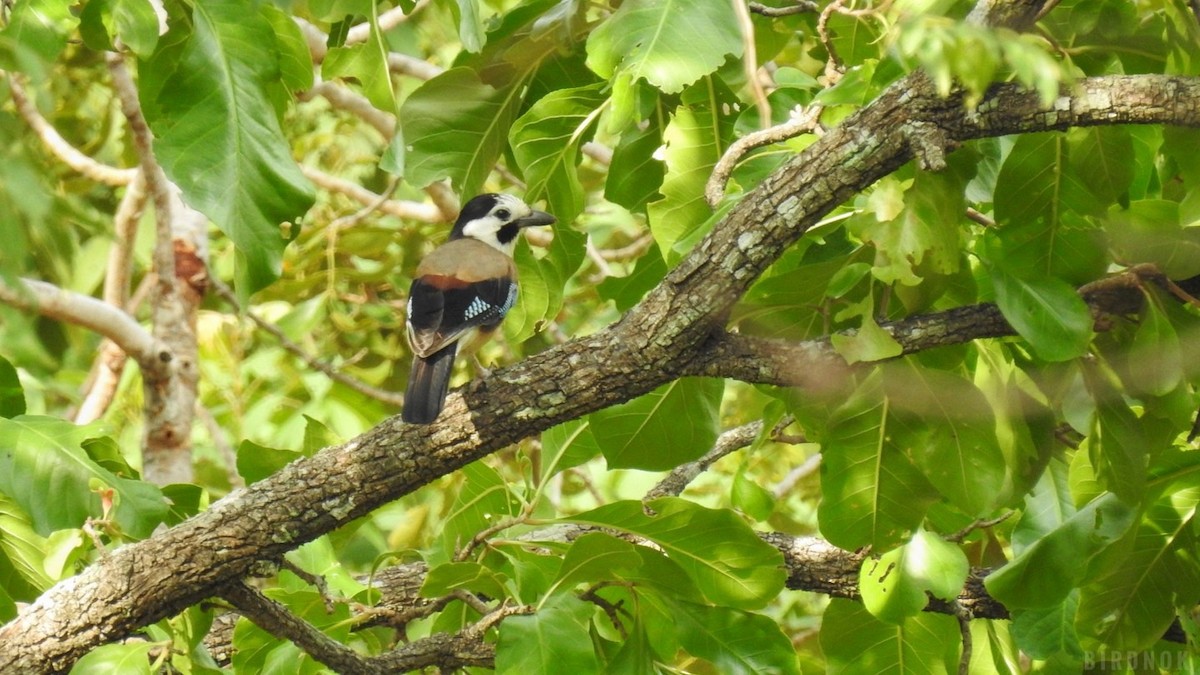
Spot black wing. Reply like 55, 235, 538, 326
406, 276, 517, 357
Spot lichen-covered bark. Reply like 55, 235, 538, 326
2, 71, 1199, 675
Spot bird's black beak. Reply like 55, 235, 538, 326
516, 210, 556, 228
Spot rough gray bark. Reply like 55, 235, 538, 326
1, 70, 1199, 674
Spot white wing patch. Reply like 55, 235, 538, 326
465, 296, 491, 321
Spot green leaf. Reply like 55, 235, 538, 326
605, 115, 665, 211
236, 440, 301, 486
645, 79, 737, 264
1127, 295, 1184, 397
884, 361, 1006, 517
851, 162, 969, 286
1106, 200, 1200, 279
588, 378, 723, 471
596, 243, 667, 313
0, 493, 52, 593
829, 296, 904, 364
985, 492, 1136, 609
509, 84, 607, 226
501, 225, 587, 344
0, 0, 74, 72
436, 461, 522, 564
323, 10, 395, 112
859, 529, 970, 624
421, 561, 511, 601
1068, 126, 1134, 204
586, 0, 743, 94
1010, 591, 1084, 660
1076, 488, 1200, 651
981, 219, 1108, 286
988, 263, 1094, 362
562, 498, 786, 609
301, 415, 340, 457
669, 598, 800, 675
261, 4, 314, 92
453, 0, 485, 53
731, 463, 775, 521
141, 0, 316, 294
822, 599, 960, 674
1085, 367, 1149, 502
400, 67, 527, 198
538, 418, 601, 483
0, 356, 25, 418
817, 374, 938, 551
994, 133, 1097, 228
545, 532, 641, 598
496, 594, 600, 675
0, 416, 167, 538
68, 642, 155, 675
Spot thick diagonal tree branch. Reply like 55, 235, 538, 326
1, 70, 1198, 673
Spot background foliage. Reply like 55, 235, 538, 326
2, 0, 1200, 672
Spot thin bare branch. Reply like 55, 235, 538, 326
706, 104, 824, 206
222, 582, 385, 675
0, 278, 167, 368
5, 73, 139, 186
301, 166, 444, 222
301, 81, 396, 138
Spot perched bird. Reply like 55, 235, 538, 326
402, 194, 556, 424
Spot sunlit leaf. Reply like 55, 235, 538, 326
0, 416, 167, 538
822, 599, 960, 674
588, 378, 723, 471
563, 498, 786, 609
586, 0, 742, 94
496, 594, 599, 674
141, 0, 316, 294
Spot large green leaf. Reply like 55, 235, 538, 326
669, 597, 800, 675
985, 492, 1136, 609
859, 529, 969, 624
68, 642, 155, 675
588, 378, 724, 471
605, 113, 665, 211
822, 599, 960, 674
538, 418, 601, 483
495, 594, 600, 675
544, 532, 641, 599
817, 374, 939, 551
884, 361, 1006, 517
509, 84, 607, 226
1076, 488, 1200, 651
994, 132, 1096, 227
0, 494, 52, 594
0, 416, 167, 538
646, 79, 737, 264
141, 0, 316, 294
1105, 200, 1200, 279
987, 263, 1094, 362
1068, 126, 1134, 204
435, 461, 522, 565
563, 498, 786, 609
322, 5, 394, 113
851, 159, 970, 286
1010, 591, 1084, 661
586, 0, 742, 95
501, 225, 587, 344
400, 67, 527, 198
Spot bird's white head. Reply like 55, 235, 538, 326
450, 193, 557, 256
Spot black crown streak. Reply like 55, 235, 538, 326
449, 193, 500, 240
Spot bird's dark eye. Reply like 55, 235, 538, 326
495, 209, 511, 220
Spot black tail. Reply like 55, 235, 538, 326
402, 343, 458, 424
